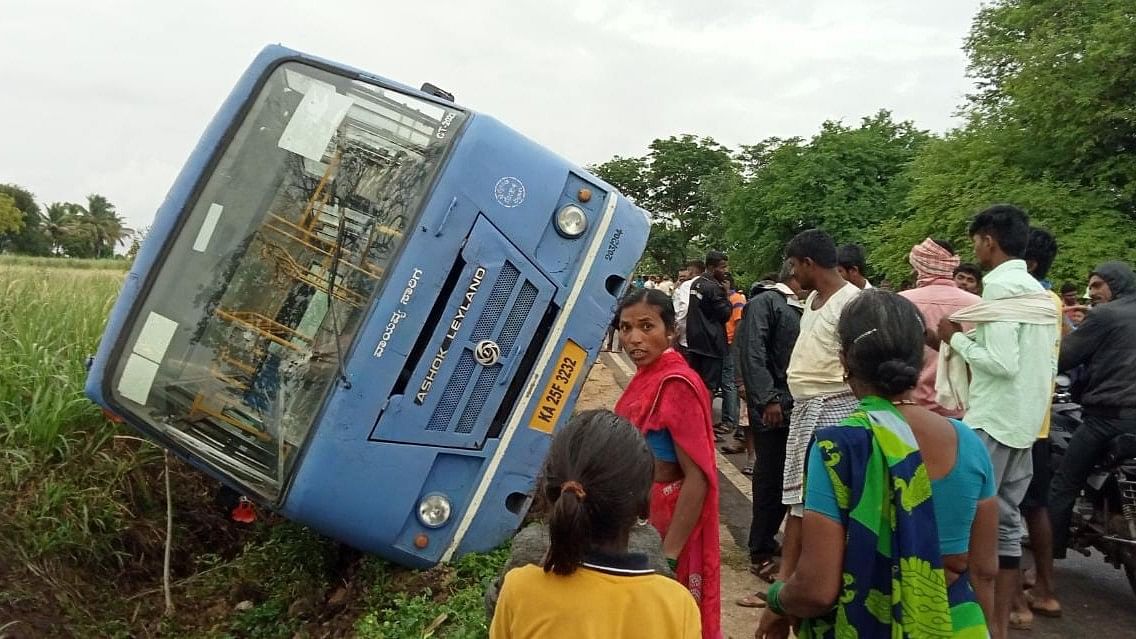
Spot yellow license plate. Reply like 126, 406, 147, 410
529, 340, 587, 433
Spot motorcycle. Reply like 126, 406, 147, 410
1048, 374, 1136, 597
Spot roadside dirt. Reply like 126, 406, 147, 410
572, 358, 625, 412
577, 358, 767, 639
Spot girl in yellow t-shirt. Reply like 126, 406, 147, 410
490, 409, 701, 639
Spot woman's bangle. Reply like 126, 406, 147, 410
766, 580, 787, 615
666, 557, 678, 571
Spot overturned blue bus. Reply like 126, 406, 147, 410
84, 45, 648, 567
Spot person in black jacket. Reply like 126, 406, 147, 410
1049, 261, 1136, 557
684, 250, 734, 392
735, 264, 803, 585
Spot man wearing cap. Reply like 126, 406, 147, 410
1050, 262, 1136, 557
899, 238, 981, 417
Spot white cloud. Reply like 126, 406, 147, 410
0, 0, 982, 233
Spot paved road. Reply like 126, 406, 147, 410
598, 352, 1136, 638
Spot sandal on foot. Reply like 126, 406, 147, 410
1009, 610, 1033, 631
749, 559, 779, 583
1025, 591, 1062, 618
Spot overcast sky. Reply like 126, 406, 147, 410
0, 0, 983, 233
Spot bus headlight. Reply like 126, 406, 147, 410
417, 493, 452, 528
554, 204, 588, 238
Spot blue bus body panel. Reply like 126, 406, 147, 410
85, 45, 649, 567
280, 112, 647, 566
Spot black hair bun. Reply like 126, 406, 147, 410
875, 359, 919, 395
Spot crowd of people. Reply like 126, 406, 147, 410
488, 203, 1136, 639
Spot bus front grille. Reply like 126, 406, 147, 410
456, 365, 501, 434
426, 260, 541, 434
471, 263, 520, 341
426, 351, 477, 432
499, 282, 538, 352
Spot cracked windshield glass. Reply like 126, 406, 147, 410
109, 62, 466, 499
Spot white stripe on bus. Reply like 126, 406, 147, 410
440, 191, 620, 562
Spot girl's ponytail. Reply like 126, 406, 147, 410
544, 481, 591, 575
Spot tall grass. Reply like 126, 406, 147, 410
0, 254, 131, 271
0, 265, 123, 452
0, 264, 145, 572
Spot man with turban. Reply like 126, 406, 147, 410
899, 238, 981, 417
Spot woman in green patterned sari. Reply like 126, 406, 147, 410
757, 289, 998, 638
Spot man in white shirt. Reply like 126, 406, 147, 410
672, 260, 704, 351
657, 275, 676, 297
937, 206, 1057, 639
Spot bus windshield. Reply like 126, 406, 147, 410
108, 62, 466, 500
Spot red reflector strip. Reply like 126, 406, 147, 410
101, 408, 125, 424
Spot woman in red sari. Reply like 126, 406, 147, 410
614, 288, 721, 639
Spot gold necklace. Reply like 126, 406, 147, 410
891, 399, 918, 406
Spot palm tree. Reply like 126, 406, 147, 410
43, 202, 81, 255
65, 194, 132, 258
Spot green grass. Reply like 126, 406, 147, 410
147, 525, 509, 639
0, 262, 165, 635
0, 265, 140, 565
0, 254, 131, 270
0, 260, 512, 638
353, 547, 510, 639
0, 265, 123, 450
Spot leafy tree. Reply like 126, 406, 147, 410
964, 0, 1136, 219
592, 156, 649, 202
585, 0, 1136, 290
868, 0, 1136, 287
0, 184, 50, 256
593, 135, 737, 277
57, 224, 97, 258
869, 128, 1135, 286
722, 111, 931, 278
0, 193, 23, 236
733, 137, 803, 179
